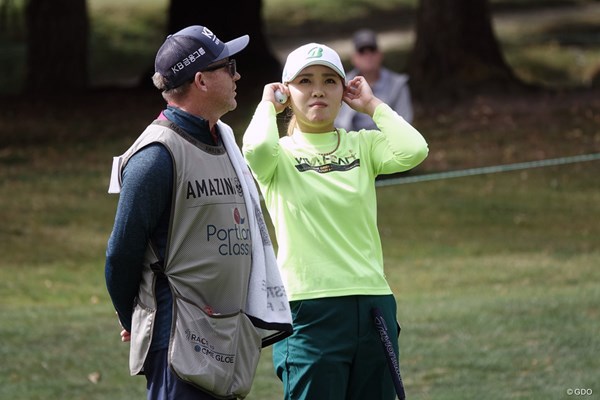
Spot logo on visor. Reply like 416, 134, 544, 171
307, 47, 323, 59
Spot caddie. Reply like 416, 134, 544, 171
105, 24, 292, 400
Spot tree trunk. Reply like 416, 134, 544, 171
163, 0, 280, 100
1, 0, 17, 34
408, 0, 522, 100
25, 0, 89, 93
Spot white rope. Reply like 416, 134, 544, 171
376, 153, 600, 187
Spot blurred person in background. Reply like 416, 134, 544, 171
335, 28, 413, 131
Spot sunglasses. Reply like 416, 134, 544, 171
358, 46, 378, 54
201, 59, 237, 77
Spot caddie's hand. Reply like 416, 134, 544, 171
115, 311, 131, 342
120, 329, 131, 342
343, 76, 383, 117
262, 83, 289, 113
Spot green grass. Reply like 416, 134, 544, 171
376, 167, 600, 399
1, 133, 598, 398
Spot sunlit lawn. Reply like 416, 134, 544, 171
1, 135, 598, 398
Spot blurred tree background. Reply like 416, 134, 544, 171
24, 0, 89, 92
1, 0, 599, 151
408, 0, 522, 99
1, 0, 599, 101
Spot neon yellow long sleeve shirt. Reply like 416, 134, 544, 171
243, 101, 428, 301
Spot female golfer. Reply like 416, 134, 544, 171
242, 43, 428, 400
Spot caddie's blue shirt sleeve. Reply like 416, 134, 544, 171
104, 143, 172, 331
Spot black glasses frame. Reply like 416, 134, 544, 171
358, 46, 378, 55
201, 59, 237, 77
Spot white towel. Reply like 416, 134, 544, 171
219, 121, 293, 346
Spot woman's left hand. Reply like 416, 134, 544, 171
342, 76, 383, 116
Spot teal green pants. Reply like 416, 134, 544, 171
273, 295, 400, 400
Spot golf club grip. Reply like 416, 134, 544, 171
371, 307, 406, 400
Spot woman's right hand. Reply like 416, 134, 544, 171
262, 83, 289, 113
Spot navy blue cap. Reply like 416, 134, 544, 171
155, 25, 249, 90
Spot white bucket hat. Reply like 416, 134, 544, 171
282, 43, 346, 83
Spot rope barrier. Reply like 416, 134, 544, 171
376, 152, 600, 187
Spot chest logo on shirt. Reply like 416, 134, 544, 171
186, 177, 243, 199
294, 152, 360, 174
206, 207, 251, 256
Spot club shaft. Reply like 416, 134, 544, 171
371, 307, 406, 400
